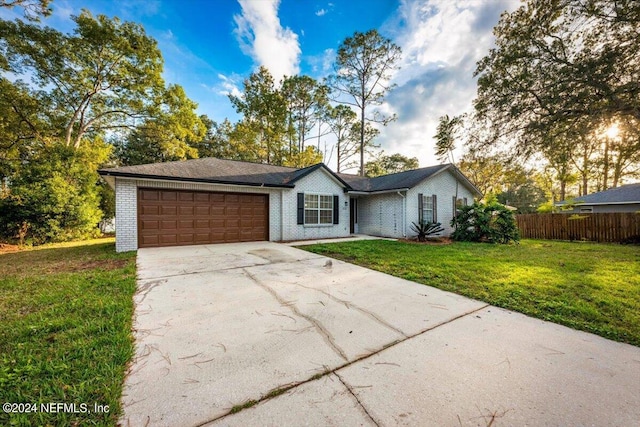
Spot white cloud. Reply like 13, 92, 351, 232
233, 0, 301, 84
215, 73, 243, 99
374, 0, 520, 167
315, 8, 328, 16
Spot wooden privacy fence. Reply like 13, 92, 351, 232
515, 213, 640, 243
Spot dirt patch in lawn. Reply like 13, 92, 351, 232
398, 237, 453, 245
0, 243, 22, 254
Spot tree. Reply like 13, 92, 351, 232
434, 114, 463, 164
474, 0, 640, 160
115, 84, 205, 165
281, 75, 329, 153
229, 67, 288, 165
282, 146, 323, 168
329, 29, 401, 176
0, 0, 51, 21
0, 10, 165, 149
325, 105, 358, 172
364, 152, 418, 177
0, 141, 111, 243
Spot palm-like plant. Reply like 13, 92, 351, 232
410, 221, 445, 242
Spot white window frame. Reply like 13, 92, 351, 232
304, 193, 333, 225
422, 195, 434, 223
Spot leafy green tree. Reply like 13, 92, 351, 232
281, 75, 329, 153
283, 146, 323, 168
325, 105, 358, 172
474, 0, 640, 159
229, 66, 288, 165
115, 84, 205, 165
434, 114, 463, 164
364, 152, 418, 177
0, 10, 165, 149
329, 29, 401, 176
0, 141, 111, 243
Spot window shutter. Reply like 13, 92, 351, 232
432, 194, 437, 222
418, 193, 423, 223
297, 193, 304, 225
333, 195, 339, 224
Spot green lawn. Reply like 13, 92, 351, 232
301, 239, 640, 347
0, 238, 137, 426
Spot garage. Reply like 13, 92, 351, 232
137, 188, 268, 248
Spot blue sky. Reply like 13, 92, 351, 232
1, 0, 520, 171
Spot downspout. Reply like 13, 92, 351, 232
397, 191, 406, 238
280, 190, 285, 241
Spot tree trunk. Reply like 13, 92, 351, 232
602, 139, 609, 190
359, 107, 365, 176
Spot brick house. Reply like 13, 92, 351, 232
99, 158, 481, 252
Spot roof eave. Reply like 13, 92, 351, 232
97, 170, 295, 189
346, 188, 410, 195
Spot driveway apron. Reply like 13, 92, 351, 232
121, 242, 640, 426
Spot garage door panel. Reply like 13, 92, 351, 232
195, 206, 210, 216
159, 234, 178, 244
142, 220, 159, 230
140, 190, 159, 201
210, 206, 225, 216
161, 192, 177, 201
138, 189, 268, 248
162, 220, 177, 229
179, 192, 194, 202
178, 234, 195, 243
194, 219, 210, 229
140, 205, 159, 215
178, 220, 194, 229
160, 206, 177, 215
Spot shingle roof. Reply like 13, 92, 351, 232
99, 158, 312, 188
338, 164, 482, 195
99, 158, 481, 195
559, 183, 640, 205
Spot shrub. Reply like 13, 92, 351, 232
451, 201, 519, 244
0, 142, 110, 244
410, 221, 445, 242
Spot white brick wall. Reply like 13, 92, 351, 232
115, 179, 138, 252
357, 193, 405, 238
281, 169, 350, 241
406, 169, 476, 236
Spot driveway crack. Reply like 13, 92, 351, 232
335, 372, 381, 427
287, 281, 408, 338
243, 269, 349, 362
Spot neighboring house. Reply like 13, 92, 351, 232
555, 183, 640, 213
98, 158, 481, 252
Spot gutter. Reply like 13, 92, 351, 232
346, 187, 410, 195
97, 170, 295, 189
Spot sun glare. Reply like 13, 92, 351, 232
605, 123, 619, 139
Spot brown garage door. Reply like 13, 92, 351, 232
138, 189, 268, 248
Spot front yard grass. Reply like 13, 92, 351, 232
301, 239, 640, 347
0, 238, 136, 426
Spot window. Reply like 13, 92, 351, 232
580, 207, 593, 213
304, 194, 333, 225
453, 197, 468, 217
422, 195, 434, 223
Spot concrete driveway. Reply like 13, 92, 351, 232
122, 241, 640, 426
